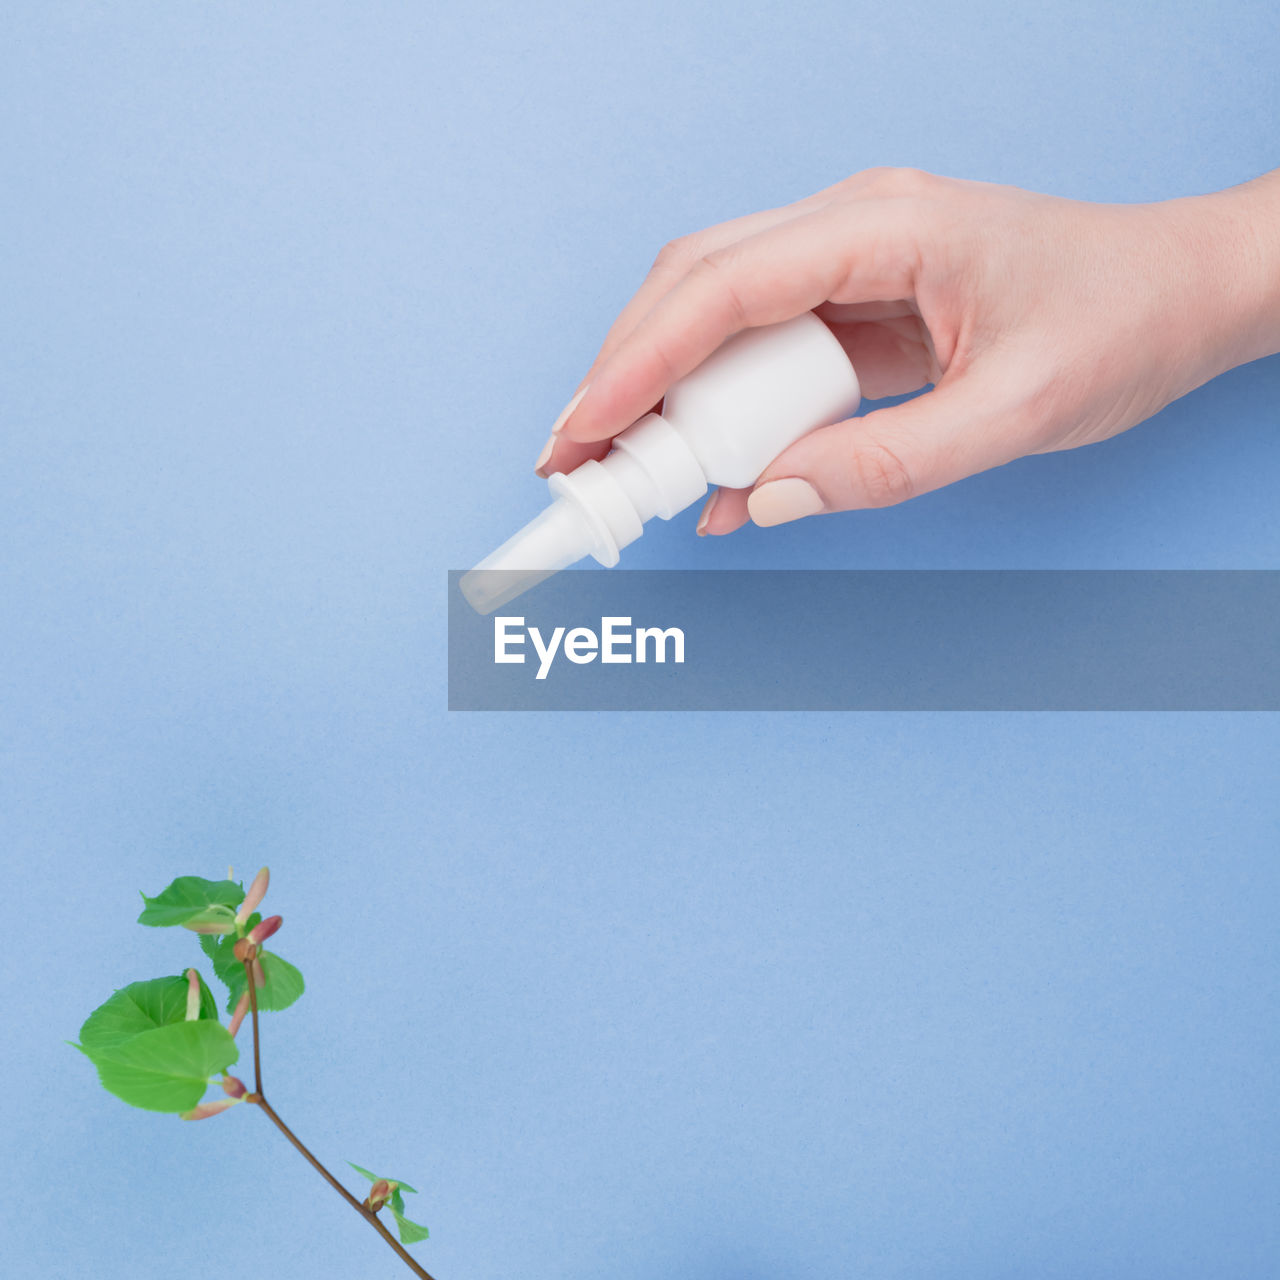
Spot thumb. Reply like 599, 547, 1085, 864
746, 376, 1027, 525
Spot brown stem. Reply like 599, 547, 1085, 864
366, 1208, 437, 1276
239, 959, 437, 1280
244, 957, 263, 1094
254, 1097, 436, 1279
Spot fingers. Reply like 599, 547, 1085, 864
583, 196, 830, 377
745, 375, 1028, 524
544, 310, 938, 482
695, 486, 751, 537
555, 202, 921, 447
695, 310, 942, 538
535, 195, 829, 477
819, 315, 939, 399
533, 431, 612, 479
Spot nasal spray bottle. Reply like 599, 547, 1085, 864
460, 310, 860, 613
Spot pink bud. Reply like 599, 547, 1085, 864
369, 1179, 391, 1206
184, 969, 200, 1021
221, 1074, 248, 1099
228, 991, 251, 1037
235, 866, 271, 924
248, 915, 282, 946
181, 1097, 241, 1121
252, 958, 266, 989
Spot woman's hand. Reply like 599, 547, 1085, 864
534, 167, 1280, 533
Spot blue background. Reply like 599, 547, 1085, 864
3, 3, 1277, 1277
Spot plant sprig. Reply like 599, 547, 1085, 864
74, 870, 434, 1277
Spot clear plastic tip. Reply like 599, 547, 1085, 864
459, 498, 595, 615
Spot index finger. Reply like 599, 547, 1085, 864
555, 202, 919, 444
536, 196, 831, 477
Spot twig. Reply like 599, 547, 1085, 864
246, 958, 263, 1094
240, 957, 436, 1280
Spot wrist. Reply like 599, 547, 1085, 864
1167, 170, 1280, 377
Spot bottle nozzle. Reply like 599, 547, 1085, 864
459, 498, 597, 614
460, 413, 709, 614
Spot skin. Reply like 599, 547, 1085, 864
534, 166, 1280, 533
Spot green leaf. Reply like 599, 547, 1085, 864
210, 947, 305, 1014
391, 1187, 406, 1216
82, 1020, 239, 1112
182, 909, 238, 934
201, 912, 258, 984
202, 931, 239, 985
390, 1207, 430, 1244
200, 920, 246, 983
138, 876, 244, 928
201, 931, 242, 988
78, 974, 219, 1055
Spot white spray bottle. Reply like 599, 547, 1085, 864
460, 310, 860, 613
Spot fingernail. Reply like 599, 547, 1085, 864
549, 383, 590, 437
747, 478, 825, 527
695, 490, 719, 536
533, 434, 555, 476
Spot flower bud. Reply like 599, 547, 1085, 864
181, 1097, 241, 1121
369, 1179, 391, 1209
235, 866, 270, 925
252, 958, 266, 989
183, 918, 235, 935
248, 915, 282, 945
184, 969, 201, 1021
221, 1074, 248, 1099
228, 991, 251, 1038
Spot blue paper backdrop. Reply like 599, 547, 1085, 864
3, 3, 1277, 1278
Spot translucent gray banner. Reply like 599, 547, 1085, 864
447, 571, 1280, 711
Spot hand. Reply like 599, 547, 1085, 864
534, 167, 1280, 533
